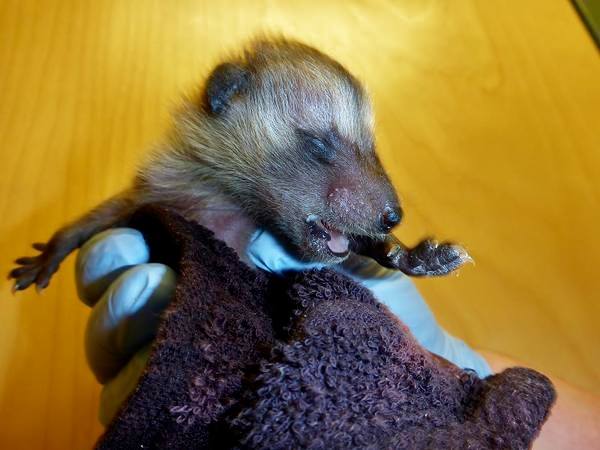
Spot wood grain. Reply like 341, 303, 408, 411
1, 0, 598, 448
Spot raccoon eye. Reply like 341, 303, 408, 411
309, 137, 332, 160
305, 136, 335, 163
297, 129, 336, 163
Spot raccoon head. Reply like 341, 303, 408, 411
202, 38, 401, 264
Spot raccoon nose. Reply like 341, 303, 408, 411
379, 206, 402, 232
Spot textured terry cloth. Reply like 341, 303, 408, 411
97, 206, 556, 450
247, 229, 492, 377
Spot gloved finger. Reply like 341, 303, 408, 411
76, 228, 150, 307
85, 263, 176, 383
99, 344, 152, 426
435, 330, 492, 378
247, 229, 325, 274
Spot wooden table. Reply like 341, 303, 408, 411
1, 1, 598, 448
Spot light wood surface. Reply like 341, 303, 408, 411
1, 1, 598, 448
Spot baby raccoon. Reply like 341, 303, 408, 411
10, 37, 470, 292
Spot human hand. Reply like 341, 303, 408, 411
76, 228, 176, 425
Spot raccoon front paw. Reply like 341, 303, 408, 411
389, 239, 472, 277
8, 243, 60, 292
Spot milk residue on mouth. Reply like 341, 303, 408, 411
306, 214, 349, 254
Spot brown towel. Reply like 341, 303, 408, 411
97, 206, 555, 449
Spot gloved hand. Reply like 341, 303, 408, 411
77, 228, 491, 426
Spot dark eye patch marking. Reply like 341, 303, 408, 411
296, 129, 336, 163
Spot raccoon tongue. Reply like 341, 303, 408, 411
327, 229, 349, 254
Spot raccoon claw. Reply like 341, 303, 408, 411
350, 235, 471, 277
8, 244, 58, 293
389, 239, 472, 277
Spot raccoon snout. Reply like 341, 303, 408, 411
327, 187, 402, 233
379, 205, 402, 232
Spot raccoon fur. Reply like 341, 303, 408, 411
10, 37, 470, 292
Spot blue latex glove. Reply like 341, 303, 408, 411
77, 228, 491, 425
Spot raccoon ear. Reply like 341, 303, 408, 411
205, 63, 250, 115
